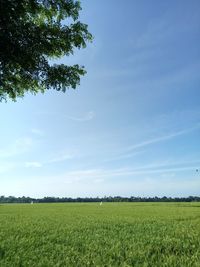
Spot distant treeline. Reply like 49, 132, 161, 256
0, 195, 200, 203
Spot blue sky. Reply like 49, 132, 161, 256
0, 0, 200, 197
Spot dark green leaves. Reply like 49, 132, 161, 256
0, 0, 92, 101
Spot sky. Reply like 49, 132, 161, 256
0, 0, 200, 197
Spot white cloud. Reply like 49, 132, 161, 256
65, 111, 95, 121
103, 123, 200, 163
47, 151, 76, 163
93, 178, 104, 184
104, 150, 145, 162
8, 166, 199, 197
127, 125, 200, 152
0, 137, 34, 159
31, 128, 44, 136
25, 162, 42, 168
3, 157, 199, 197
134, 19, 170, 49
55, 160, 200, 184
24, 151, 76, 167
37, 110, 95, 122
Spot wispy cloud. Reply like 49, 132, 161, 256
27, 160, 200, 189
47, 151, 76, 163
25, 162, 42, 168
65, 111, 95, 122
104, 150, 144, 162
24, 151, 76, 168
3, 171, 199, 198
102, 123, 200, 163
132, 8, 199, 51
7, 160, 200, 197
31, 128, 44, 136
54, 163, 198, 184
127, 125, 200, 152
37, 110, 95, 122
134, 19, 169, 49
0, 137, 33, 159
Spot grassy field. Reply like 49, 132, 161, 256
0, 202, 200, 266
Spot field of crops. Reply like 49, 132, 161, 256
0, 202, 200, 266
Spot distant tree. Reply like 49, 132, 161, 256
0, 0, 92, 101
0, 195, 200, 203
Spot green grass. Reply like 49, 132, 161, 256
0, 202, 200, 266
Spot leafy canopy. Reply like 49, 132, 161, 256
0, 0, 92, 101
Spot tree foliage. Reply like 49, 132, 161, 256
0, 0, 92, 101
1, 195, 200, 203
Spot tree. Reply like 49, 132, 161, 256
0, 0, 92, 101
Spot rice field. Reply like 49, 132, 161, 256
0, 202, 200, 266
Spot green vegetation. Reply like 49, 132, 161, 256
0, 202, 200, 266
1, 195, 200, 203
0, 0, 92, 101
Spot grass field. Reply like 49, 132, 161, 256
0, 202, 200, 266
